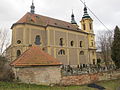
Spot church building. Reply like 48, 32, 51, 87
6, 2, 97, 66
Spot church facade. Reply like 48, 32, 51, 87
6, 2, 97, 65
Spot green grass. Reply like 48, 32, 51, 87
96, 79, 120, 90
0, 79, 120, 90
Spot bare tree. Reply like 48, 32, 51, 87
0, 28, 11, 55
96, 30, 113, 66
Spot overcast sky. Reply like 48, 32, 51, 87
0, 0, 120, 35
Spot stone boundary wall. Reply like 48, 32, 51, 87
60, 70, 120, 86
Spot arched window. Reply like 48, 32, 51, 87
17, 50, 21, 57
35, 35, 41, 45
89, 23, 92, 30
80, 51, 84, 55
91, 42, 94, 47
70, 41, 74, 46
80, 41, 83, 47
83, 24, 86, 30
58, 49, 65, 55
59, 38, 64, 46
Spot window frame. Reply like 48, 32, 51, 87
17, 40, 21, 44
35, 35, 41, 45
89, 23, 92, 30
59, 38, 64, 46
70, 41, 74, 47
83, 24, 86, 30
17, 50, 21, 57
80, 41, 83, 47
80, 51, 84, 55
58, 49, 66, 55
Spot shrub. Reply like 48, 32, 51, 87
0, 56, 15, 81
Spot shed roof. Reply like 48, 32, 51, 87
10, 46, 62, 67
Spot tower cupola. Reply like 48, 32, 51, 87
71, 11, 77, 24
80, 3, 93, 32
30, 0, 35, 14
82, 4, 90, 18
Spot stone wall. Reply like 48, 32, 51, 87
13, 66, 61, 85
60, 70, 120, 86
13, 65, 120, 86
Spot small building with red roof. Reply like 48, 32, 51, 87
10, 46, 62, 85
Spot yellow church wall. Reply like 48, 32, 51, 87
79, 49, 89, 64
9, 24, 47, 61
26, 25, 46, 46
46, 26, 91, 65
89, 50, 97, 64
56, 48, 68, 65
69, 48, 78, 65
49, 30, 54, 46
68, 33, 77, 47
55, 31, 67, 47
87, 34, 96, 48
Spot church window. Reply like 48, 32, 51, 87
89, 23, 92, 30
80, 51, 84, 55
17, 40, 21, 44
58, 49, 65, 55
70, 41, 74, 46
17, 50, 21, 57
91, 42, 94, 47
35, 35, 41, 45
83, 24, 86, 30
80, 41, 83, 47
93, 59, 95, 65
59, 38, 64, 46
83, 64, 86, 68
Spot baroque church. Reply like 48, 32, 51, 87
6, 2, 97, 66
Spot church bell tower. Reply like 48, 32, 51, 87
80, 4, 93, 33
80, 4, 97, 64
30, 0, 35, 14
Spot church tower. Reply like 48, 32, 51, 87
30, 0, 35, 14
80, 4, 93, 33
80, 4, 97, 64
71, 11, 77, 25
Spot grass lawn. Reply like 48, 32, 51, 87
96, 79, 120, 90
0, 79, 120, 90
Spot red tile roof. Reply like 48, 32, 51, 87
11, 12, 80, 31
10, 46, 62, 67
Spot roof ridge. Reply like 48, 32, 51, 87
28, 12, 74, 25
11, 12, 81, 32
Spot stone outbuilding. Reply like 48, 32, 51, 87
10, 46, 62, 85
